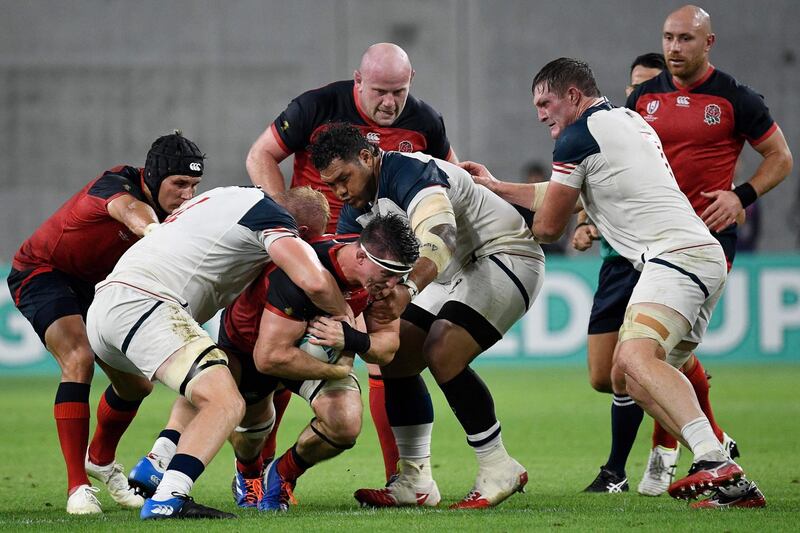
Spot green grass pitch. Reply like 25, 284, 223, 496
1, 364, 798, 531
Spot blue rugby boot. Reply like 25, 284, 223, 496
128, 454, 165, 498
258, 459, 295, 512
141, 493, 235, 519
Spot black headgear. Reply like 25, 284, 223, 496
144, 130, 205, 212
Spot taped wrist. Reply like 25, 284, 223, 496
341, 321, 371, 354
733, 183, 757, 208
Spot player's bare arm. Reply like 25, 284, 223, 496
700, 127, 793, 232
106, 193, 159, 237
246, 124, 292, 196
252, 309, 352, 381
533, 181, 581, 243
268, 236, 355, 323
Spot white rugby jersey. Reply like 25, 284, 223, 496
98, 186, 299, 324
550, 99, 716, 269
338, 151, 543, 282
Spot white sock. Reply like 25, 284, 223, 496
152, 470, 193, 502
467, 421, 507, 464
392, 423, 432, 461
150, 437, 177, 465
681, 417, 726, 462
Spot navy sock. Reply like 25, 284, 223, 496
605, 394, 644, 476
438, 367, 498, 440
384, 375, 433, 426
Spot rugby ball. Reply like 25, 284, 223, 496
297, 333, 341, 364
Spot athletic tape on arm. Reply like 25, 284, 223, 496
409, 191, 456, 274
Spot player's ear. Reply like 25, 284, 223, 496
298, 225, 309, 239
354, 69, 362, 85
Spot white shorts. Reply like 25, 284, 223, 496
628, 244, 727, 345
87, 283, 211, 380
409, 253, 544, 350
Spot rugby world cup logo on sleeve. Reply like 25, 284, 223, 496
704, 104, 722, 125
646, 100, 660, 115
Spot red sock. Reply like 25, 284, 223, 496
54, 382, 91, 494
236, 456, 264, 479
685, 358, 724, 442
88, 385, 141, 466
261, 388, 292, 462
276, 446, 310, 483
652, 420, 678, 449
369, 375, 399, 481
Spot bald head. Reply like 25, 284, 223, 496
354, 43, 415, 126
662, 5, 715, 85
359, 43, 413, 79
665, 5, 712, 34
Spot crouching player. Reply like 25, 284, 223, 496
130, 213, 419, 511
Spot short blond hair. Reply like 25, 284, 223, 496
274, 186, 330, 238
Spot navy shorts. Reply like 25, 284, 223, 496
587, 258, 640, 335
7, 267, 95, 344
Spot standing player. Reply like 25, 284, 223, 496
464, 57, 754, 504
86, 186, 353, 520
6, 132, 204, 514
573, 53, 738, 495
626, 5, 791, 504
246, 42, 458, 483
310, 123, 544, 509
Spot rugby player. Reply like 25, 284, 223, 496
625, 5, 791, 505
86, 185, 353, 519
310, 123, 544, 509
6, 131, 204, 514
247, 42, 458, 483
463, 57, 752, 503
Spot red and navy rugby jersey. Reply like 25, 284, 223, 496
626, 67, 776, 217
222, 234, 370, 355
12, 166, 148, 284
270, 80, 452, 232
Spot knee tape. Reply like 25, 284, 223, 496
158, 337, 229, 401
618, 305, 689, 356
234, 412, 276, 441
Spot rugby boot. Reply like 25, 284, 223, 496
354, 459, 441, 507
637, 445, 679, 496
450, 456, 528, 509
66, 484, 102, 515
128, 453, 166, 498
258, 459, 296, 512
85, 455, 144, 508
668, 459, 743, 500
231, 471, 264, 508
690, 479, 766, 509
583, 466, 629, 493
141, 493, 236, 519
